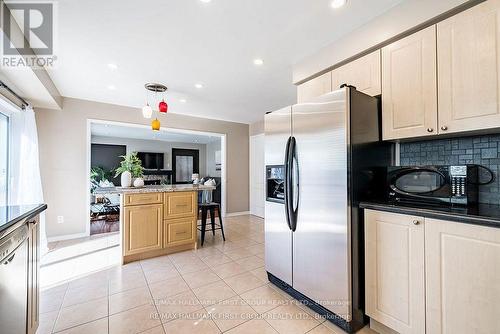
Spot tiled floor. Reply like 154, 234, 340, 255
39, 215, 376, 334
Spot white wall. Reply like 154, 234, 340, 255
91, 135, 207, 176
206, 139, 222, 177
249, 134, 265, 218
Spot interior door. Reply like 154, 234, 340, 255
264, 107, 293, 285
292, 89, 351, 320
172, 148, 199, 184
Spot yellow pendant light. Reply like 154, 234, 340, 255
152, 118, 160, 131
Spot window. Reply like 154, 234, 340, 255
0, 112, 8, 206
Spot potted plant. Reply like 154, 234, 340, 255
114, 152, 144, 187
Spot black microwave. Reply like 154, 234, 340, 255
387, 165, 479, 206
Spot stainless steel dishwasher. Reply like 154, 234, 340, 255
0, 224, 29, 334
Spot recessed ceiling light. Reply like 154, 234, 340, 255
107, 85, 116, 90
107, 63, 118, 70
331, 0, 346, 9
195, 83, 203, 89
253, 58, 264, 66
200, 0, 211, 3
179, 99, 187, 103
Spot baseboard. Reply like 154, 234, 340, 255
47, 232, 89, 242
370, 319, 400, 334
225, 211, 251, 217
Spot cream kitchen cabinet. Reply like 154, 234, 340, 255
364, 210, 426, 334
297, 71, 332, 103
381, 25, 438, 140
331, 50, 381, 96
365, 209, 500, 334
425, 218, 500, 334
123, 204, 163, 256
437, 0, 500, 135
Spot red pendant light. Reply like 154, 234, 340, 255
159, 99, 168, 113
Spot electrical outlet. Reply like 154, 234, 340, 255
57, 216, 64, 224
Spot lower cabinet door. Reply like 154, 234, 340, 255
365, 210, 426, 334
123, 204, 163, 255
425, 219, 500, 334
164, 217, 196, 247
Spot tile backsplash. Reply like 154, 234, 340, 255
400, 134, 500, 204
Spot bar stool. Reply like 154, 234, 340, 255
197, 202, 225, 246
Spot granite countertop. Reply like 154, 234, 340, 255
360, 201, 500, 229
0, 204, 48, 235
94, 184, 216, 195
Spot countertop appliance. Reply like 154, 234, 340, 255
264, 87, 393, 332
0, 224, 29, 334
387, 165, 479, 206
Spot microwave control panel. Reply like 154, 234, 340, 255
450, 165, 467, 197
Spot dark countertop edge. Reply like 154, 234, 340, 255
0, 204, 48, 235
360, 202, 500, 229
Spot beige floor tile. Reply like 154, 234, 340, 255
155, 290, 204, 323
67, 271, 109, 290
140, 325, 166, 334
250, 266, 269, 282
174, 260, 209, 275
53, 297, 108, 332
109, 272, 148, 295
193, 246, 223, 258
264, 304, 320, 334
141, 259, 176, 273
200, 253, 233, 267
244, 244, 265, 255
55, 317, 108, 334
109, 304, 162, 334
182, 268, 221, 289
62, 284, 108, 307
37, 310, 59, 334
109, 286, 153, 315
223, 272, 267, 294
162, 311, 220, 334
239, 284, 290, 314
144, 267, 181, 284
225, 319, 278, 334
224, 248, 253, 261
192, 280, 237, 306
149, 276, 190, 300
235, 255, 265, 271
205, 296, 257, 332
307, 324, 342, 334
40, 288, 66, 314
211, 262, 248, 279
214, 241, 244, 252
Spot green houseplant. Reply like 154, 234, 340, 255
114, 152, 144, 187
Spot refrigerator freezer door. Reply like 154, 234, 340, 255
292, 89, 352, 320
265, 107, 293, 285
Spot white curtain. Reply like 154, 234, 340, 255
9, 106, 47, 255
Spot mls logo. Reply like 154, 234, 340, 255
1, 1, 55, 56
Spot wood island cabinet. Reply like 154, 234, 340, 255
122, 190, 199, 263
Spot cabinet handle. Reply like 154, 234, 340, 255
413, 220, 420, 225
427, 128, 434, 133
441, 126, 448, 131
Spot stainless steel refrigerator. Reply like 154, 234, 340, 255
264, 86, 393, 332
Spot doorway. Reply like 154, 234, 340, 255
172, 148, 199, 184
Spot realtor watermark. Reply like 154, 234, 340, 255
1, 0, 57, 68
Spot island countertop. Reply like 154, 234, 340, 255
94, 184, 215, 195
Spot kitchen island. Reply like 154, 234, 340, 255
94, 184, 215, 263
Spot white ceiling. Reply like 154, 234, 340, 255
91, 123, 221, 144
48, 0, 404, 124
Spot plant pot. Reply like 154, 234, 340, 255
133, 177, 145, 187
121, 171, 132, 187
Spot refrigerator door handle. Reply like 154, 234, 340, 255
289, 137, 298, 232
284, 136, 293, 231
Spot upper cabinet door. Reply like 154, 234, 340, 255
382, 26, 438, 140
297, 71, 332, 103
438, 0, 500, 135
332, 50, 381, 96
